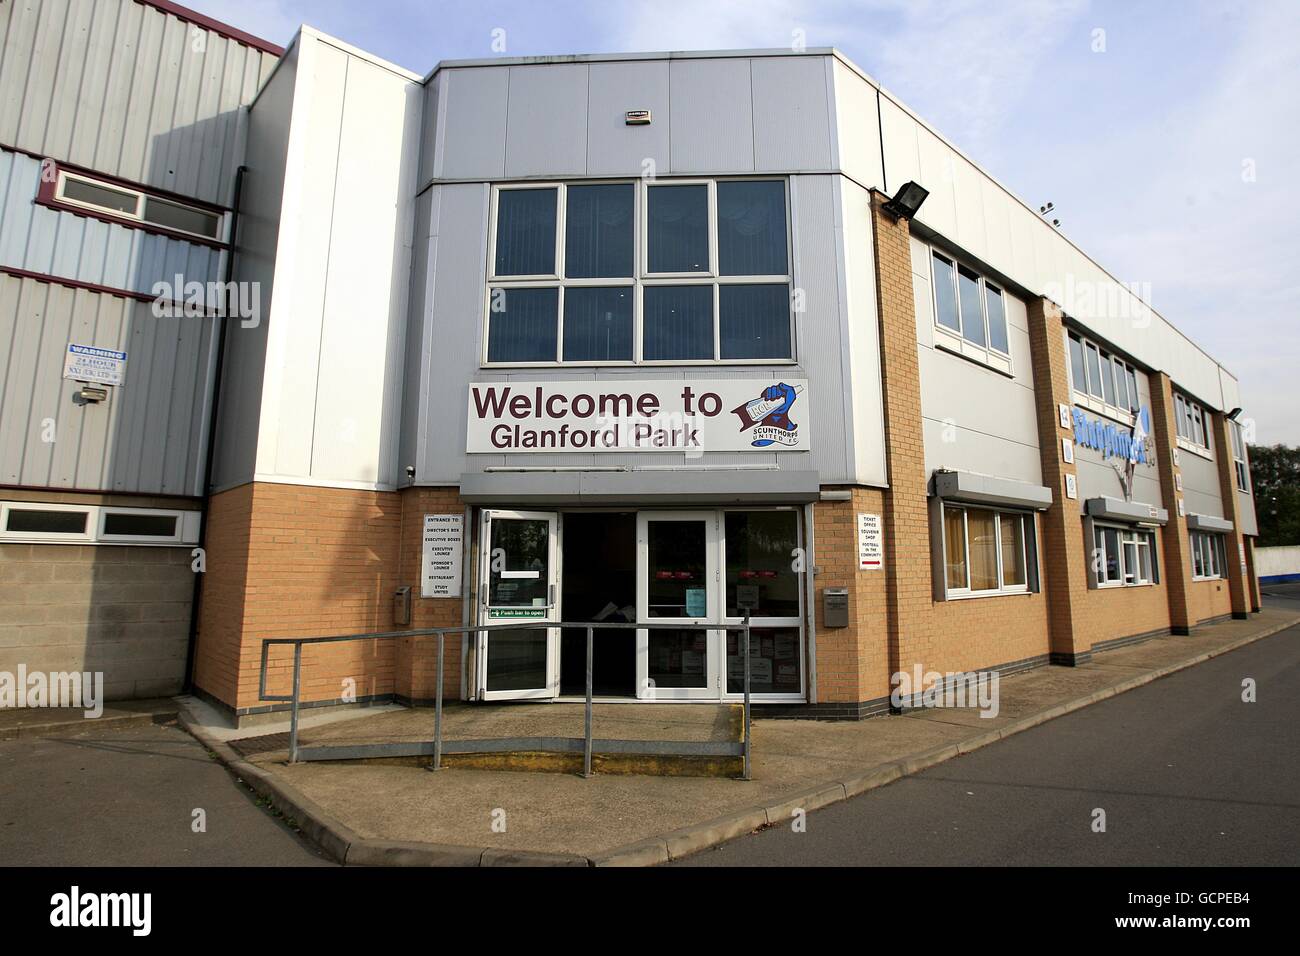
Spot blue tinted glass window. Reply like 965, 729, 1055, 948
719, 284, 791, 359
958, 265, 986, 346
647, 185, 708, 273
563, 287, 633, 361
933, 253, 960, 332
985, 285, 1008, 354
717, 181, 787, 276
643, 286, 713, 360
565, 184, 633, 278
487, 287, 558, 362
495, 188, 556, 276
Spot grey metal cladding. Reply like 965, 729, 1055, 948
0, 0, 277, 206
0, 273, 215, 495
0, 150, 223, 300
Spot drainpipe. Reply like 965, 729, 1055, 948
183, 164, 247, 694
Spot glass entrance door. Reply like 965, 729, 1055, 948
476, 510, 559, 701
635, 512, 720, 700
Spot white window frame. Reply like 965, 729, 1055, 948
54, 169, 226, 243
1230, 421, 1250, 493
0, 501, 198, 546
928, 246, 1013, 374
1092, 522, 1158, 588
940, 504, 1033, 599
1191, 530, 1226, 581
1173, 391, 1213, 457
483, 178, 796, 368
1068, 331, 1141, 423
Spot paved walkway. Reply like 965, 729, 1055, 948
183, 606, 1299, 865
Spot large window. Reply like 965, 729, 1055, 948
1191, 531, 1226, 580
1230, 421, 1250, 492
1092, 523, 1158, 587
941, 505, 1032, 597
930, 249, 1010, 365
1174, 393, 1210, 452
486, 180, 794, 365
1069, 331, 1140, 415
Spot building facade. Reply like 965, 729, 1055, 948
0, 5, 1261, 719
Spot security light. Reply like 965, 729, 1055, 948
1227, 407, 1242, 421
881, 181, 929, 221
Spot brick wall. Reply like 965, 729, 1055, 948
0, 541, 193, 699
195, 482, 403, 713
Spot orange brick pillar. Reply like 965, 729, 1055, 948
1244, 537, 1262, 612
869, 192, 934, 688
1024, 298, 1092, 663
1147, 372, 1195, 634
1210, 412, 1251, 619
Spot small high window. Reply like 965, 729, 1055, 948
930, 248, 1010, 367
50, 168, 224, 242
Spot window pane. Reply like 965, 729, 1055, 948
1192, 534, 1205, 577
1100, 352, 1116, 405
647, 520, 707, 618
1193, 406, 1205, 447
62, 176, 137, 214
564, 183, 633, 278
727, 627, 800, 695
650, 630, 709, 688
647, 184, 708, 273
562, 287, 633, 361
487, 287, 558, 362
967, 509, 998, 590
725, 511, 800, 617
486, 630, 549, 691
717, 181, 787, 276
643, 285, 713, 360
1094, 527, 1106, 586
944, 507, 967, 590
985, 286, 1009, 354
1123, 539, 1137, 583
958, 266, 986, 346
143, 196, 221, 238
5, 508, 88, 534
495, 188, 556, 276
1126, 367, 1140, 412
1086, 345, 1104, 399
1069, 335, 1087, 393
102, 512, 178, 537
1103, 528, 1122, 582
1113, 360, 1129, 410
1138, 539, 1152, 583
719, 284, 790, 359
999, 514, 1025, 587
933, 253, 960, 333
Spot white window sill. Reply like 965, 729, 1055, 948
1071, 391, 1136, 426
932, 332, 1014, 379
943, 588, 1033, 601
1176, 437, 1214, 461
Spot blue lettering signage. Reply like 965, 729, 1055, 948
1073, 406, 1151, 464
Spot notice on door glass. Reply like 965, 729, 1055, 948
421, 513, 463, 598
857, 513, 883, 570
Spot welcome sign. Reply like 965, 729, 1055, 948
466, 379, 811, 453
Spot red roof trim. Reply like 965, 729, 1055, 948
134, 0, 286, 57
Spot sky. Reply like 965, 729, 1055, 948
198, 0, 1299, 446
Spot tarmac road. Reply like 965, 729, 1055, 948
674, 618, 1300, 866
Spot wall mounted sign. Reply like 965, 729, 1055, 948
421, 513, 463, 598
857, 513, 883, 570
1065, 473, 1078, 499
63, 344, 127, 386
466, 379, 811, 453
1177, 499, 1185, 517
1072, 406, 1152, 464
1062, 437, 1074, 464
1059, 403, 1072, 429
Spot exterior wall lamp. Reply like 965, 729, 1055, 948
881, 181, 930, 221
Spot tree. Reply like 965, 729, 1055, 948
1248, 444, 1300, 547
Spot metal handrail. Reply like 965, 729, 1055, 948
257, 614, 754, 779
